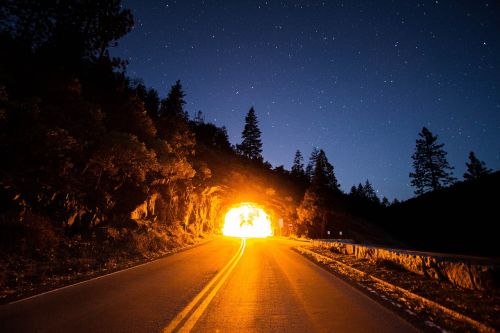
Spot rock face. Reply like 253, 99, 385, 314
130, 193, 158, 221
312, 240, 498, 291
130, 185, 227, 234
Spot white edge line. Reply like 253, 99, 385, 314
7, 238, 216, 305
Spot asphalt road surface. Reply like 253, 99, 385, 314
0, 237, 419, 332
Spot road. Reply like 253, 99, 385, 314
0, 237, 419, 332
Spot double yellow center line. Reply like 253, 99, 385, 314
163, 238, 246, 333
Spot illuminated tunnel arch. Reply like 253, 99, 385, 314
211, 182, 294, 238
222, 203, 273, 238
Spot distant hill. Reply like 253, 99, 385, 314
381, 171, 500, 257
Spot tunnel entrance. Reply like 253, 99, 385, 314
222, 203, 273, 238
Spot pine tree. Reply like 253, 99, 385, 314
362, 180, 379, 204
322, 150, 340, 191
305, 147, 319, 180
356, 183, 364, 197
216, 126, 230, 149
291, 150, 305, 178
297, 150, 339, 238
236, 107, 263, 161
135, 83, 159, 120
157, 80, 194, 154
144, 88, 160, 120
159, 80, 187, 120
351, 180, 379, 203
349, 185, 358, 197
381, 197, 390, 207
311, 149, 339, 191
464, 151, 491, 180
410, 127, 455, 195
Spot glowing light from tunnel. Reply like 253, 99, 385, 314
222, 204, 273, 238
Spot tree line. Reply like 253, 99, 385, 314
233, 106, 494, 237
409, 127, 491, 194
0, 0, 241, 281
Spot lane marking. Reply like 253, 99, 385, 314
177, 239, 246, 332
163, 238, 246, 333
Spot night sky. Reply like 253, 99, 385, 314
112, 0, 500, 201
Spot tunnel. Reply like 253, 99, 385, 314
222, 203, 273, 238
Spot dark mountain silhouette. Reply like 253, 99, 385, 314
381, 171, 500, 256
